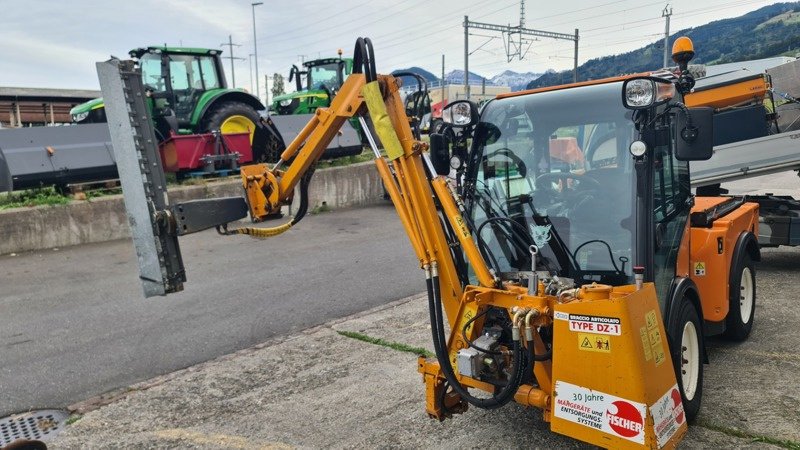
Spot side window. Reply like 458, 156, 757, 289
139, 55, 163, 91
169, 57, 190, 90
652, 141, 691, 303
652, 144, 688, 222
198, 57, 220, 90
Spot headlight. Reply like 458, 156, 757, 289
72, 111, 89, 123
625, 79, 654, 108
622, 77, 676, 109
442, 100, 476, 127
279, 99, 292, 106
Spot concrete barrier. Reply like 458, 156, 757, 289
0, 162, 384, 255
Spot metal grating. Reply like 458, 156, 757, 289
0, 409, 69, 446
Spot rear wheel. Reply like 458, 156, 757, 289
724, 253, 755, 341
202, 102, 260, 143
669, 299, 703, 422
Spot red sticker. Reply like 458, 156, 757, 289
607, 400, 644, 438
671, 388, 685, 424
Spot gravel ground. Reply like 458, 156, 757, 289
50, 246, 800, 449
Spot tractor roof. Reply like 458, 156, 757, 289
496, 72, 652, 100
129, 46, 222, 59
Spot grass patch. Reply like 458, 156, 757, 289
316, 148, 374, 169
0, 186, 70, 210
65, 414, 83, 426
336, 330, 433, 358
85, 186, 122, 200
695, 420, 800, 450
310, 203, 332, 215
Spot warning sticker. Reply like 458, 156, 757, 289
650, 384, 686, 447
693, 261, 706, 276
568, 314, 621, 335
645, 309, 666, 366
579, 333, 611, 353
645, 310, 658, 330
554, 381, 646, 444
639, 327, 652, 361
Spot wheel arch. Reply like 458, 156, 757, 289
733, 230, 761, 264
194, 91, 266, 127
665, 276, 708, 364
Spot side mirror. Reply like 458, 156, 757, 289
429, 133, 451, 175
622, 77, 676, 110
675, 107, 713, 161
442, 100, 479, 127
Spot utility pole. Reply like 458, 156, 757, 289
574, 29, 579, 83
464, 16, 470, 99
264, 74, 271, 107
662, 5, 673, 68
220, 35, 244, 88
248, 53, 255, 93
441, 54, 446, 111
251, 2, 263, 100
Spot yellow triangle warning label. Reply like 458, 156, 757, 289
581, 337, 593, 349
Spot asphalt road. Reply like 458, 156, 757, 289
0, 204, 420, 417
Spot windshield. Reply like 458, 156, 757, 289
307, 62, 342, 90
465, 81, 637, 285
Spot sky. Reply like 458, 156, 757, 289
0, 0, 786, 101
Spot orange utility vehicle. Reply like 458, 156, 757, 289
99, 37, 758, 449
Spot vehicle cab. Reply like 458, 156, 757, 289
272, 55, 354, 115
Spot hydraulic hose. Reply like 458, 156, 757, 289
427, 270, 524, 410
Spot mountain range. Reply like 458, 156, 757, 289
390, 67, 542, 92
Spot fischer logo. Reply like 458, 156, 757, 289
607, 400, 644, 438
671, 388, 685, 424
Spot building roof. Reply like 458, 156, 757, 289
0, 87, 101, 101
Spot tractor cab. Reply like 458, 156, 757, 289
460, 69, 714, 307
130, 47, 226, 130
304, 57, 350, 92
273, 55, 354, 115
464, 81, 640, 289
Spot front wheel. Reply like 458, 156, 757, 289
724, 253, 756, 341
669, 299, 704, 422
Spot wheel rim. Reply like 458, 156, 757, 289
680, 320, 700, 401
739, 266, 754, 323
219, 114, 256, 142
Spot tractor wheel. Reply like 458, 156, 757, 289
668, 299, 704, 422
202, 102, 260, 143
723, 253, 756, 341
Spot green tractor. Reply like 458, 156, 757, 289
71, 46, 265, 141
271, 55, 354, 115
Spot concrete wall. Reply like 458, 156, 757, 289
0, 162, 384, 255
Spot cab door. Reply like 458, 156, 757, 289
651, 139, 691, 305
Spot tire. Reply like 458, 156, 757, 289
202, 102, 260, 142
668, 299, 704, 422
723, 253, 756, 341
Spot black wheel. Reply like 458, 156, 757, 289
668, 299, 704, 422
202, 102, 260, 141
724, 253, 755, 341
